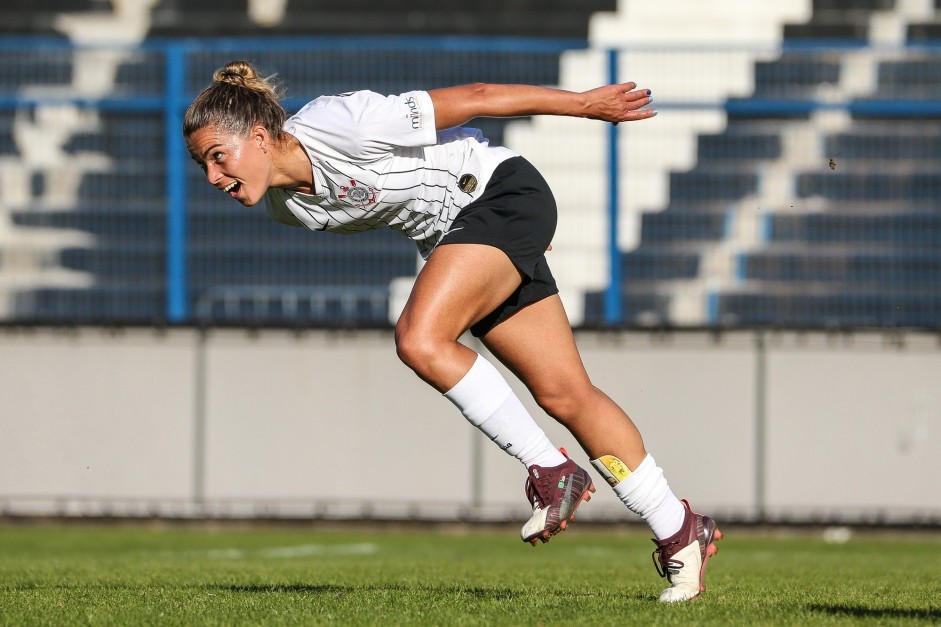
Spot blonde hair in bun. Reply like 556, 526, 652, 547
184, 60, 286, 140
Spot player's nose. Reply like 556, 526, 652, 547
204, 163, 223, 185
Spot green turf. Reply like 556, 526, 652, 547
0, 523, 939, 626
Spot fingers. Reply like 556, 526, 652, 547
613, 84, 656, 123
612, 107, 657, 126
582, 83, 657, 123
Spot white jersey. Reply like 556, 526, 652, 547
264, 90, 518, 258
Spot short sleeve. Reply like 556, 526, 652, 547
288, 90, 437, 161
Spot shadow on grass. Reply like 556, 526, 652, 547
211, 584, 350, 594
208, 583, 518, 601
808, 604, 941, 621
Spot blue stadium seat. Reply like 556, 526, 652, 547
113, 55, 165, 97
0, 0, 103, 36
148, 0, 615, 38
768, 213, 941, 248
0, 112, 16, 155
824, 129, 941, 160
796, 172, 941, 205
56, 238, 414, 287
668, 170, 759, 206
874, 59, 941, 99
713, 291, 941, 328
12, 206, 165, 237
753, 54, 841, 98
64, 112, 163, 160
12, 286, 166, 323
738, 251, 941, 284
0, 53, 72, 91
697, 132, 783, 161
619, 249, 701, 281
638, 212, 727, 244
582, 291, 673, 326
78, 170, 166, 203
780, 0, 894, 41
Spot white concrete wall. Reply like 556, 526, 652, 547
0, 327, 938, 524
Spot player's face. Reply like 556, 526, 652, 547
186, 124, 271, 207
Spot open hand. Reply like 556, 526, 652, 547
580, 82, 656, 124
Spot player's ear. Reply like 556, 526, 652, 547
252, 125, 269, 153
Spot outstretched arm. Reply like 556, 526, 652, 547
427, 82, 655, 130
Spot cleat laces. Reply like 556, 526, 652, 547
652, 540, 684, 579
525, 474, 555, 509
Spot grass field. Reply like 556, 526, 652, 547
1, 522, 939, 626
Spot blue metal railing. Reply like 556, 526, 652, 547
165, 42, 188, 321
604, 48, 621, 325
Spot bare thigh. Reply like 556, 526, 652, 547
394, 243, 523, 392
480, 294, 593, 416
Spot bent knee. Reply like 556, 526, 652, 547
394, 321, 440, 372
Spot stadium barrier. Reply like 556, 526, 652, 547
0, 326, 938, 526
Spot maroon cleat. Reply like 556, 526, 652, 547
520, 448, 595, 545
651, 499, 723, 602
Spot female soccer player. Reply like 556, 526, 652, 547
184, 60, 721, 602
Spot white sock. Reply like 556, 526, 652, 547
444, 354, 566, 469
612, 454, 687, 540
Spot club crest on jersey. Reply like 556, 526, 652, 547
338, 179, 377, 207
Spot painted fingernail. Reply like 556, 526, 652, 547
646, 89, 651, 95
648, 95, 654, 103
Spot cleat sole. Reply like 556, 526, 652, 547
522, 481, 595, 547
699, 525, 723, 592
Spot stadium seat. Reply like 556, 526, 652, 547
668, 171, 759, 206
738, 251, 941, 284
63, 112, 163, 160
872, 59, 941, 99
780, 0, 895, 41
712, 291, 941, 328
147, 0, 616, 38
753, 54, 842, 98
696, 132, 783, 162
582, 290, 673, 326
0, 113, 16, 155
0, 54, 72, 91
0, 0, 103, 36
637, 212, 728, 244
796, 172, 941, 205
619, 250, 701, 281
768, 213, 941, 247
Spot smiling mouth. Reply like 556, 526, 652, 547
222, 181, 241, 195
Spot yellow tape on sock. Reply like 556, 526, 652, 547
590, 455, 632, 487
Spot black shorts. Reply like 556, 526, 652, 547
437, 156, 559, 337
